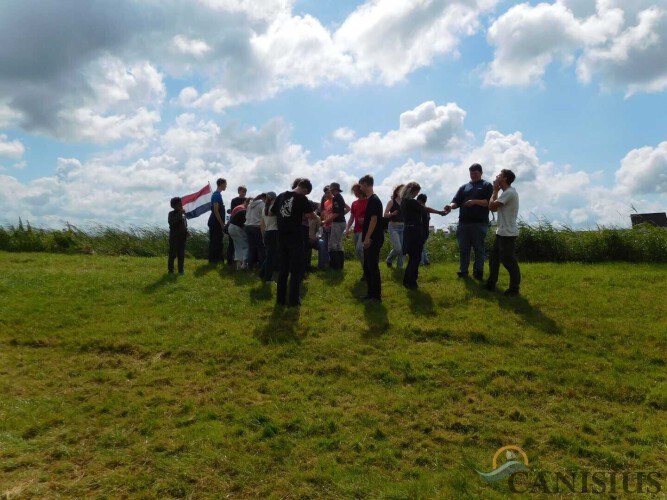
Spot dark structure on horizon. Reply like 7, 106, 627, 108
630, 212, 667, 227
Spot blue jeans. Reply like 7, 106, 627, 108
456, 222, 489, 277
386, 222, 404, 269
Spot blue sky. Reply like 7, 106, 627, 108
1, 0, 666, 230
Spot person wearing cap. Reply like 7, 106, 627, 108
443, 163, 493, 280
327, 182, 349, 270
207, 178, 227, 264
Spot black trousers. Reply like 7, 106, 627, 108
487, 235, 521, 292
277, 234, 305, 306
208, 223, 224, 263
245, 225, 265, 270
363, 237, 383, 300
403, 225, 424, 287
260, 230, 279, 281
168, 237, 186, 273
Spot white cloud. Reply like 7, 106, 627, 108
172, 35, 212, 57
333, 127, 356, 141
0, 135, 25, 158
350, 101, 468, 161
616, 141, 667, 194
485, 1, 667, 95
335, 0, 497, 84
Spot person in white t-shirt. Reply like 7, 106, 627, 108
485, 169, 521, 296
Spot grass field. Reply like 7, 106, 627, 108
1, 252, 666, 498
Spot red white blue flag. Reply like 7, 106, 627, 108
181, 183, 212, 219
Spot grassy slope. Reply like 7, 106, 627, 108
0, 252, 666, 498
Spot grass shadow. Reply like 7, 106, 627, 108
320, 268, 345, 286
193, 263, 217, 278
249, 282, 273, 303
406, 288, 436, 317
143, 273, 177, 293
253, 304, 303, 344
362, 301, 389, 339
464, 279, 563, 335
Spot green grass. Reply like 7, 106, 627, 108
1, 252, 666, 498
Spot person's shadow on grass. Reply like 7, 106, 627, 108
362, 300, 389, 339
143, 273, 177, 293
464, 279, 562, 335
351, 280, 390, 338
406, 288, 436, 317
254, 304, 303, 344
193, 262, 218, 278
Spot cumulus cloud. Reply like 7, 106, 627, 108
350, 101, 469, 162
485, 0, 667, 95
0, 135, 25, 158
333, 127, 356, 141
172, 35, 213, 57
615, 141, 667, 194
336, 0, 498, 84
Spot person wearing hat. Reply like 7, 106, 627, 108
443, 163, 493, 280
327, 182, 349, 270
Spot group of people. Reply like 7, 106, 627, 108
167, 163, 521, 306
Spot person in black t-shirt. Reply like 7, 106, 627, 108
359, 175, 384, 302
401, 183, 446, 289
168, 197, 190, 274
270, 178, 315, 306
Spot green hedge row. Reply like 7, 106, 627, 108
1, 220, 665, 263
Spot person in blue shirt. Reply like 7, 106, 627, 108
207, 178, 227, 264
443, 164, 493, 280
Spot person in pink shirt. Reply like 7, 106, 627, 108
345, 183, 368, 280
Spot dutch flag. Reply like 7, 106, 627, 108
182, 183, 212, 219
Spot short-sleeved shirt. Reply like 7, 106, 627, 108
496, 187, 519, 237
452, 180, 493, 224
208, 191, 225, 226
271, 190, 314, 236
350, 198, 368, 233
332, 193, 346, 223
362, 194, 384, 242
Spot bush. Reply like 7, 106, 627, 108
1, 220, 665, 263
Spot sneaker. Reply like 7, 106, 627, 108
473, 273, 484, 281
457, 271, 468, 278
403, 282, 418, 290
484, 282, 496, 291
503, 289, 520, 297
178, 272, 185, 276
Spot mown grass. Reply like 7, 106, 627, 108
1, 252, 666, 498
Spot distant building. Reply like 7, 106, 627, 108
630, 212, 667, 227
